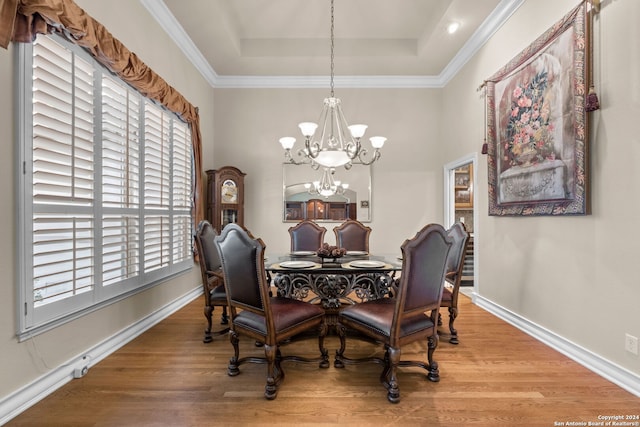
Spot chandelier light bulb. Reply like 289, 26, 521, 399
370, 136, 387, 149
348, 124, 368, 139
279, 137, 296, 150
298, 122, 318, 137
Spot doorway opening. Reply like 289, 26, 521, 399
444, 154, 477, 288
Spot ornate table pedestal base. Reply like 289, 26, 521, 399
270, 270, 397, 327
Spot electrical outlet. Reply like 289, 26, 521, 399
625, 333, 638, 356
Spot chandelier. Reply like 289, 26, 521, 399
305, 167, 349, 198
279, 0, 386, 170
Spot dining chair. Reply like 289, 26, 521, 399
438, 222, 470, 344
288, 219, 327, 252
194, 220, 229, 343
214, 223, 329, 400
333, 219, 371, 252
334, 223, 453, 403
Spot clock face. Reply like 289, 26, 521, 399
221, 179, 238, 203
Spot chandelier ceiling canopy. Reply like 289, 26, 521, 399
279, 0, 386, 170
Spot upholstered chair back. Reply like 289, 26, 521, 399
288, 220, 327, 252
333, 219, 371, 252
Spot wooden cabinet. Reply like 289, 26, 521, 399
206, 167, 245, 232
285, 200, 356, 221
454, 164, 473, 209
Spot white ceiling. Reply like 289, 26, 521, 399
141, 0, 524, 88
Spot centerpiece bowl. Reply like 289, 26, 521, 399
316, 243, 347, 264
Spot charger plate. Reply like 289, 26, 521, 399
279, 261, 317, 269
348, 260, 386, 268
346, 251, 368, 256
290, 251, 316, 256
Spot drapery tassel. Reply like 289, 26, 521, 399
585, 85, 600, 111
585, 0, 600, 112
481, 83, 489, 154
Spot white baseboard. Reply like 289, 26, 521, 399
472, 292, 640, 398
0, 287, 202, 425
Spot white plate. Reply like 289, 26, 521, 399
346, 251, 368, 255
290, 251, 316, 256
349, 260, 386, 268
279, 261, 316, 269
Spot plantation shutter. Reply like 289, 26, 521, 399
172, 121, 193, 264
20, 34, 194, 333
31, 35, 95, 308
143, 102, 171, 273
101, 75, 141, 286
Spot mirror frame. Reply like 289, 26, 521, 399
282, 163, 372, 223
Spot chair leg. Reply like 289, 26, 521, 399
448, 306, 459, 344
227, 330, 240, 376
386, 347, 401, 403
264, 344, 279, 400
220, 306, 229, 325
333, 323, 347, 368
319, 321, 330, 369
379, 348, 391, 388
427, 334, 440, 382
203, 305, 213, 343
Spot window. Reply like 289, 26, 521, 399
17, 34, 193, 336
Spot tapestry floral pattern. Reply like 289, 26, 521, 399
504, 71, 556, 169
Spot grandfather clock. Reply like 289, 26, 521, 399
206, 167, 245, 232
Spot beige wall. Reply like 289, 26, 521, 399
212, 87, 447, 255
0, 0, 213, 400
441, 0, 640, 375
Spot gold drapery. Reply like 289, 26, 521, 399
0, 0, 205, 244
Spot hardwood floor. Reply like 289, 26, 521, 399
7, 293, 637, 426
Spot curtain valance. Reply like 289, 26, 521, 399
0, 0, 205, 237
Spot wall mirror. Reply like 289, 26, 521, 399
283, 163, 372, 222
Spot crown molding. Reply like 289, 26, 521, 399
139, 0, 219, 87
438, 0, 525, 85
214, 75, 444, 89
141, 0, 524, 89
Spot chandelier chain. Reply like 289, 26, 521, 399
330, 0, 335, 97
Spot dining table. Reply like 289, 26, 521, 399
266, 251, 402, 325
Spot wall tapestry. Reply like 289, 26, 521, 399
486, 2, 590, 216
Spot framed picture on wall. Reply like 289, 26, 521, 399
485, 2, 590, 216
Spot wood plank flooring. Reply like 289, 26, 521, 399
7, 293, 638, 426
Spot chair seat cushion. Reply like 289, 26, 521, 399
235, 297, 324, 336
340, 299, 434, 339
